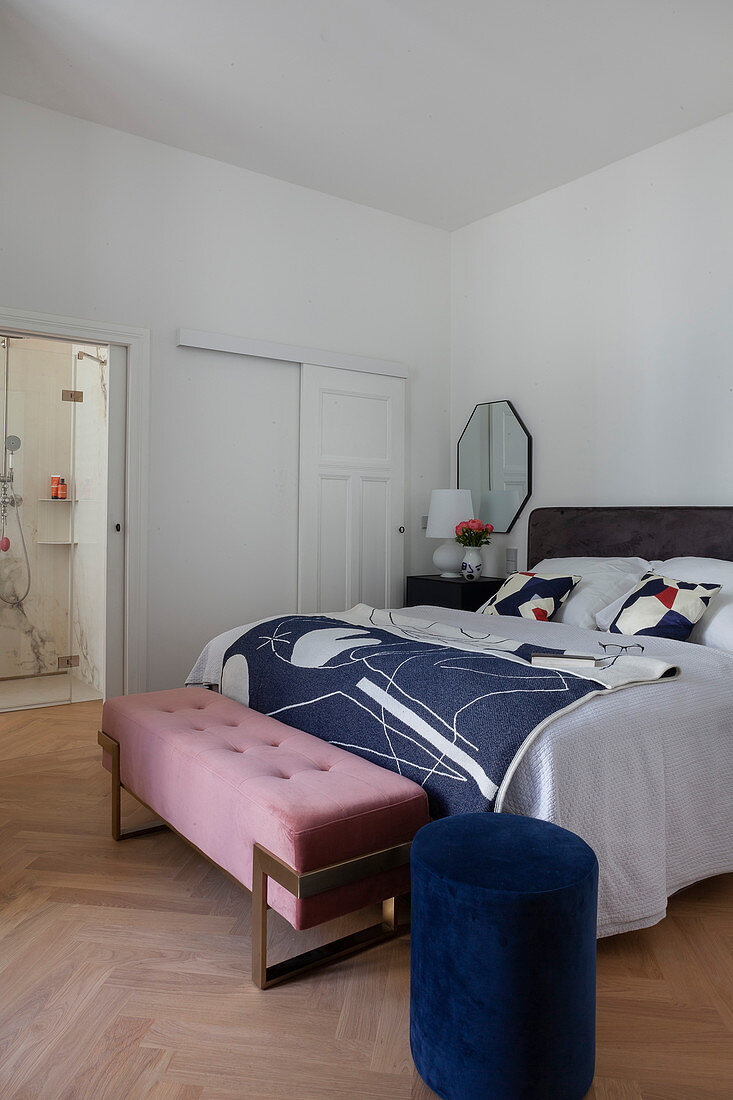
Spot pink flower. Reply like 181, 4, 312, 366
454, 515, 494, 547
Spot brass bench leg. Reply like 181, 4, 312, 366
251, 842, 406, 990
98, 731, 168, 841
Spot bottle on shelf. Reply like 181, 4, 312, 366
50, 475, 60, 499
57, 478, 67, 500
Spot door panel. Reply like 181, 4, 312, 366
321, 391, 391, 462
299, 365, 405, 614
491, 402, 528, 492
360, 477, 390, 607
317, 474, 351, 612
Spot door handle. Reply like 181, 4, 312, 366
115, 523, 121, 532
398, 526, 405, 534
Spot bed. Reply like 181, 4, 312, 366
188, 506, 733, 937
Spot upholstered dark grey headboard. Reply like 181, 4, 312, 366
528, 507, 733, 567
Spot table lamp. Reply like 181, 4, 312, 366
426, 489, 475, 577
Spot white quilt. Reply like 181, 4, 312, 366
187, 606, 733, 937
403, 606, 733, 936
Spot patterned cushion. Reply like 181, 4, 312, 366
608, 572, 721, 641
479, 572, 581, 621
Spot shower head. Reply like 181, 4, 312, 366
5, 435, 20, 453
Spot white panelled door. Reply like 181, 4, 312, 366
298, 364, 405, 613
490, 401, 528, 493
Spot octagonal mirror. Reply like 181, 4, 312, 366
457, 401, 532, 533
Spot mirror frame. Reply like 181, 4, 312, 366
456, 400, 533, 534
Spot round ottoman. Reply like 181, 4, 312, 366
410, 813, 598, 1100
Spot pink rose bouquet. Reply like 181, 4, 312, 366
455, 518, 494, 547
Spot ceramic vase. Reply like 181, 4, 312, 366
461, 546, 483, 580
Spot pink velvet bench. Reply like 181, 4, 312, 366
98, 686, 429, 988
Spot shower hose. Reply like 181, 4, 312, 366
0, 484, 32, 606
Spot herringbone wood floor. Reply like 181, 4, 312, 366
0, 702, 731, 1099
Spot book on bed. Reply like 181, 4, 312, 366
530, 653, 602, 669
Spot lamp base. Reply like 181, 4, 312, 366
432, 541, 464, 578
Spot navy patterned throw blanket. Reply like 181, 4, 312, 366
218, 605, 676, 817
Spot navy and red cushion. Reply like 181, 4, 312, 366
479, 572, 581, 621
609, 572, 721, 641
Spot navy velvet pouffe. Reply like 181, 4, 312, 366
410, 813, 598, 1100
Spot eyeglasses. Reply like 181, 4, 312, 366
598, 641, 645, 667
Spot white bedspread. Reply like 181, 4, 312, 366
188, 606, 733, 937
403, 606, 733, 936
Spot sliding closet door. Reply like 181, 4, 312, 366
298, 364, 405, 613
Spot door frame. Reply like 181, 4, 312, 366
0, 304, 150, 694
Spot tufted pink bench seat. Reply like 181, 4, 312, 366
99, 686, 429, 987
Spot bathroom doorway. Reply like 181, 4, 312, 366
0, 334, 125, 710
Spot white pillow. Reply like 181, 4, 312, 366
655, 557, 733, 651
532, 556, 651, 630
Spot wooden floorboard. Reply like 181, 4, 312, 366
0, 700, 731, 1098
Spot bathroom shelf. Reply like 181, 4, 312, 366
38, 498, 78, 503
37, 540, 79, 546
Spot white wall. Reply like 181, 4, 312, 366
452, 111, 733, 573
0, 94, 450, 690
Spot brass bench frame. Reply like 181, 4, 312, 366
98, 730, 411, 989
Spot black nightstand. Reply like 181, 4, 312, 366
405, 574, 504, 612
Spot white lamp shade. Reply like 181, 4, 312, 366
426, 489, 475, 539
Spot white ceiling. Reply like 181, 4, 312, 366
2, 0, 733, 230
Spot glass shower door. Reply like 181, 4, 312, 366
0, 335, 76, 710
70, 344, 108, 703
